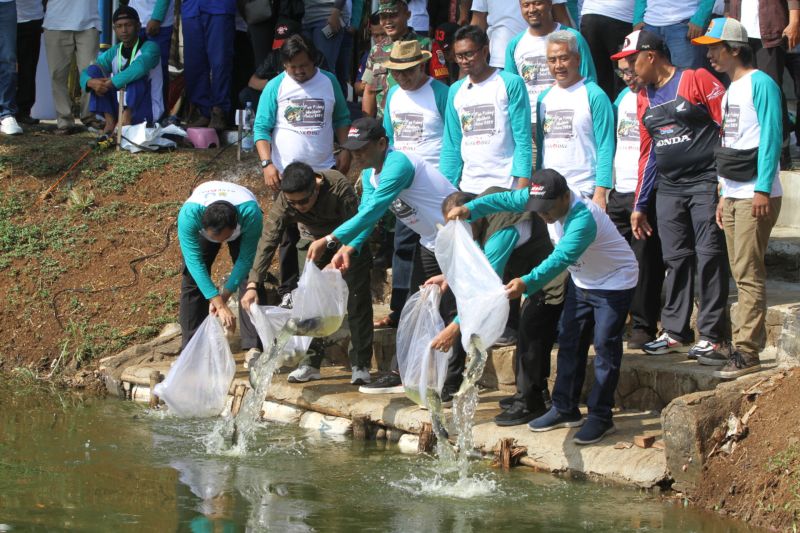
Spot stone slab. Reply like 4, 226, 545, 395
254, 368, 668, 488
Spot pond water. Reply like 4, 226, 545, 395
0, 382, 757, 532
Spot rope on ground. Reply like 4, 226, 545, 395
50, 138, 239, 330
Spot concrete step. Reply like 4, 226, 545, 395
766, 226, 800, 282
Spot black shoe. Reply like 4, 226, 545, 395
495, 403, 547, 427
16, 114, 39, 125
440, 389, 455, 408
627, 329, 653, 351
499, 393, 521, 409
358, 372, 403, 394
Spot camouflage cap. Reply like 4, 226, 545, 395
377, 0, 408, 15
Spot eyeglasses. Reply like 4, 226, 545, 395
455, 49, 481, 62
286, 187, 317, 207
614, 68, 636, 79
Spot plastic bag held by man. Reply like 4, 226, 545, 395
246, 305, 313, 366
435, 220, 510, 350
396, 285, 452, 407
289, 262, 349, 337
153, 316, 236, 418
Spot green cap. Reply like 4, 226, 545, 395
377, 0, 407, 14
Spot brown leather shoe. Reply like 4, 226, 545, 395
208, 106, 227, 130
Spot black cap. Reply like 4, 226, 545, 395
342, 117, 386, 150
525, 169, 570, 212
113, 6, 140, 24
435, 22, 459, 51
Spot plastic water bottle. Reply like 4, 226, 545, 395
242, 102, 255, 152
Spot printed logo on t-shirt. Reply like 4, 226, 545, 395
617, 112, 639, 141
520, 55, 553, 90
392, 112, 424, 143
542, 109, 574, 139
460, 104, 496, 137
390, 197, 418, 224
723, 104, 741, 142
284, 98, 326, 129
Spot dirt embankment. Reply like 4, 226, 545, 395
691, 369, 800, 531
0, 130, 270, 378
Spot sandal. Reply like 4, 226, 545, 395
373, 315, 398, 329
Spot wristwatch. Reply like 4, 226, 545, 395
325, 235, 338, 250
260, 159, 272, 169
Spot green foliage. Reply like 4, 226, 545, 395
89, 152, 170, 193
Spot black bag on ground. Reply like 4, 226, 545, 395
714, 145, 759, 182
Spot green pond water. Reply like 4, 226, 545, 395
0, 381, 757, 532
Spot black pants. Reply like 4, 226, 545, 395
388, 219, 420, 322
16, 18, 43, 118
513, 292, 563, 411
750, 38, 791, 158
580, 13, 632, 99
179, 236, 260, 350
607, 190, 665, 337
656, 192, 728, 343
247, 17, 276, 71
238, 85, 262, 109
278, 224, 301, 296
786, 51, 800, 145
391, 245, 463, 389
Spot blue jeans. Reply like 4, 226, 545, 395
389, 219, 419, 322
644, 22, 706, 69
182, 13, 234, 115
0, 0, 17, 119
552, 280, 634, 422
87, 65, 154, 125
303, 22, 343, 73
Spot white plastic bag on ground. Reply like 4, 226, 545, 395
120, 122, 186, 153
153, 316, 235, 418
396, 285, 451, 407
247, 305, 312, 364
290, 262, 349, 337
434, 220, 510, 350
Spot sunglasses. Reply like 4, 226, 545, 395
286, 187, 317, 207
614, 68, 636, 79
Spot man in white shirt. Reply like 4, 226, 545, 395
43, 0, 101, 133
0, 0, 21, 135
440, 25, 533, 194
470, 0, 571, 68
254, 34, 352, 307
580, 0, 635, 98
536, 30, 615, 209
632, 0, 712, 69
129, 0, 174, 105
407, 0, 429, 35
14, 0, 44, 127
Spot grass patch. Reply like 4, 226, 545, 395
88, 151, 170, 193
766, 444, 800, 514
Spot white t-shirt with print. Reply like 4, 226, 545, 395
472, 0, 566, 68
369, 153, 457, 251
720, 71, 782, 199
642, 0, 699, 27
539, 79, 598, 196
451, 70, 517, 194
385, 79, 444, 167
613, 88, 639, 194
581, 0, 635, 23
511, 23, 567, 124
271, 69, 339, 173
43, 0, 101, 31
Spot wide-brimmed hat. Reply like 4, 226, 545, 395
384, 40, 432, 71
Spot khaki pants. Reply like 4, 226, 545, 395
722, 196, 782, 356
43, 29, 99, 128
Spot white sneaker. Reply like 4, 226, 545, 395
287, 365, 321, 383
350, 367, 371, 385
1, 116, 23, 135
243, 347, 261, 369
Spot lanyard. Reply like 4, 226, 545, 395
117, 39, 140, 73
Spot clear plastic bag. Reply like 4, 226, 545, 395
434, 220, 510, 350
153, 316, 236, 418
289, 262, 349, 337
246, 305, 312, 366
396, 285, 451, 407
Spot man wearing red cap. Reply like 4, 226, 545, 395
612, 30, 729, 362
